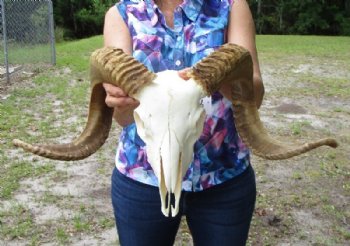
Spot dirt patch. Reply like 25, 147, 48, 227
0, 64, 49, 96
273, 103, 308, 114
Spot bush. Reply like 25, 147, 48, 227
338, 16, 350, 36
54, 26, 65, 43
52, 0, 115, 39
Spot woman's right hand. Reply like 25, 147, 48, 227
103, 83, 140, 126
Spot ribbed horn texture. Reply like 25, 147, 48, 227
90, 47, 156, 96
13, 47, 155, 161
190, 43, 338, 160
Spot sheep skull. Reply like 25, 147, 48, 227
133, 71, 206, 217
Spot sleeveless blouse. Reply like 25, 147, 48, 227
115, 0, 250, 192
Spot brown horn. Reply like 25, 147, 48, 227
13, 47, 156, 161
189, 43, 338, 160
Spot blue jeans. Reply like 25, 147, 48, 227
111, 165, 256, 246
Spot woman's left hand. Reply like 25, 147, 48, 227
177, 68, 191, 80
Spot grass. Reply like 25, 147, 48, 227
56, 36, 103, 72
0, 159, 54, 199
1, 35, 350, 244
56, 227, 69, 244
256, 35, 350, 58
0, 204, 37, 240
290, 120, 312, 135
274, 76, 350, 99
0, 35, 102, 69
256, 35, 350, 101
0, 43, 53, 65
73, 214, 91, 232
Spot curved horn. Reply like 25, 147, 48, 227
190, 43, 338, 160
13, 47, 156, 161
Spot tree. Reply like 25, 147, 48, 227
52, 0, 115, 39
52, 0, 349, 38
248, 0, 350, 35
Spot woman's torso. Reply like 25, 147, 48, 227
115, 0, 250, 192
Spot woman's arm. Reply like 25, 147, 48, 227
103, 6, 139, 126
227, 0, 265, 108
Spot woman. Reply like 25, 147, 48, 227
103, 0, 264, 245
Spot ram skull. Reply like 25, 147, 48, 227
134, 71, 206, 216
13, 44, 338, 217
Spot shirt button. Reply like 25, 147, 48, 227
175, 60, 181, 66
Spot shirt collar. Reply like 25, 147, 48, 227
145, 0, 203, 22
180, 0, 203, 22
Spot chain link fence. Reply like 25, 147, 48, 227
0, 0, 55, 83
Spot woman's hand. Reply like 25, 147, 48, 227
177, 68, 191, 80
103, 83, 139, 126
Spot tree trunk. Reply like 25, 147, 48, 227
257, 0, 262, 34
278, 0, 284, 33
69, 0, 77, 33
345, 0, 350, 11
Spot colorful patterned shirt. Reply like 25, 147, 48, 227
115, 0, 250, 192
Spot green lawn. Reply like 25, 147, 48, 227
56, 36, 103, 72
256, 35, 350, 58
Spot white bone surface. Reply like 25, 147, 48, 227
134, 70, 206, 217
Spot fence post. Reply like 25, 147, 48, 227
1, 0, 10, 83
48, 0, 56, 65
